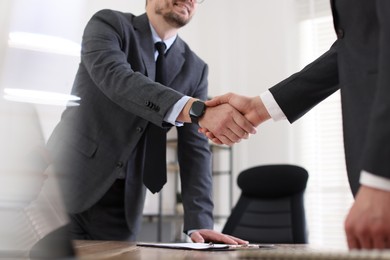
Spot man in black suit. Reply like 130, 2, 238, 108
204, 0, 390, 249
46, 0, 252, 244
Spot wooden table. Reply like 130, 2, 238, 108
73, 240, 390, 260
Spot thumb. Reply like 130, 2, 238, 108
205, 93, 232, 107
190, 232, 205, 243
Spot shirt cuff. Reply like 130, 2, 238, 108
186, 229, 197, 236
260, 90, 287, 121
360, 170, 390, 192
164, 96, 191, 126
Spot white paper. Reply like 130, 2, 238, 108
137, 242, 272, 251
137, 242, 230, 250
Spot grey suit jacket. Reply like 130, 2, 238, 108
269, 0, 390, 195
46, 10, 213, 234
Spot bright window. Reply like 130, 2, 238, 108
293, 0, 354, 249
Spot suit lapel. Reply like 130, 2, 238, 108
165, 38, 185, 87
133, 14, 185, 88
133, 14, 156, 81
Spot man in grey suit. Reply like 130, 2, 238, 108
46, 0, 252, 243
204, 0, 390, 250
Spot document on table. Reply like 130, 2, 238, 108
137, 242, 274, 251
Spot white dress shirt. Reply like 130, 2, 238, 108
149, 23, 191, 126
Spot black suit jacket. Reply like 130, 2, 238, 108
269, 0, 390, 195
46, 10, 213, 234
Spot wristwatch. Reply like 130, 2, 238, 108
189, 100, 206, 125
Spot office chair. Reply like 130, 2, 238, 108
222, 164, 309, 244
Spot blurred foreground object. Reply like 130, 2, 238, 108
0, 98, 74, 258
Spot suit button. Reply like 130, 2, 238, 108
337, 28, 344, 39
136, 126, 144, 133
116, 161, 124, 168
145, 100, 151, 107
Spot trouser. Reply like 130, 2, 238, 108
69, 179, 131, 241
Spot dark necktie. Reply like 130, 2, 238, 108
143, 42, 168, 193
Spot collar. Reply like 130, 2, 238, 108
149, 23, 177, 53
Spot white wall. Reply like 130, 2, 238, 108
0, 0, 303, 220
0, 0, 12, 74
178, 1, 301, 201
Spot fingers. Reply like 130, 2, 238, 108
216, 124, 247, 146
214, 133, 236, 146
214, 234, 239, 245
373, 237, 389, 249
346, 229, 375, 249
215, 110, 256, 144
346, 223, 388, 250
206, 93, 270, 127
344, 186, 390, 250
232, 109, 257, 136
198, 128, 249, 145
190, 231, 205, 243
198, 128, 223, 145
201, 231, 238, 245
226, 235, 249, 245
191, 229, 248, 245
346, 233, 360, 249
347, 230, 390, 250
360, 237, 373, 249
199, 104, 256, 146
205, 93, 233, 107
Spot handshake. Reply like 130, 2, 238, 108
187, 93, 271, 146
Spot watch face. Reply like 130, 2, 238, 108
191, 101, 205, 116
190, 101, 206, 124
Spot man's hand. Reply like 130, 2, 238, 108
198, 103, 256, 146
177, 97, 256, 146
205, 92, 271, 126
198, 93, 271, 144
344, 185, 390, 249
190, 229, 248, 245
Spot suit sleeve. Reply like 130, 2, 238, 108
177, 64, 214, 232
80, 10, 183, 126
269, 43, 340, 123
362, 2, 390, 179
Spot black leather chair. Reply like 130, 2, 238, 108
222, 164, 309, 244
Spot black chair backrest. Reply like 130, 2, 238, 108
222, 164, 309, 244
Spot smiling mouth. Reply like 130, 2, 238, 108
174, 2, 190, 14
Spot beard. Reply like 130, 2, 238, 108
164, 11, 191, 28
155, 1, 193, 28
